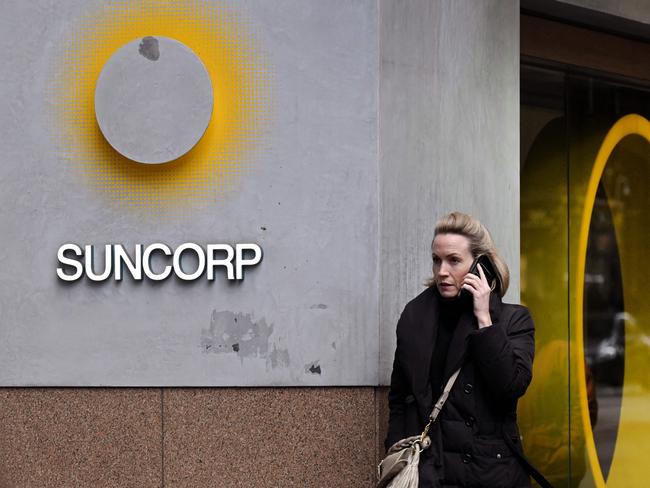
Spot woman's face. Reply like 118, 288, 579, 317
432, 233, 474, 298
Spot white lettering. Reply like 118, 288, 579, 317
56, 243, 83, 281
142, 243, 172, 281
206, 244, 235, 280
173, 243, 206, 281
85, 244, 112, 281
114, 244, 143, 281
56, 242, 262, 282
235, 243, 262, 280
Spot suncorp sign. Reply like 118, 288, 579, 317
57, 243, 262, 282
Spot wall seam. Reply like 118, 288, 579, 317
376, 0, 382, 466
161, 388, 165, 488
376, 0, 383, 388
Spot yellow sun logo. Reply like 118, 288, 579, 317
49, 0, 274, 212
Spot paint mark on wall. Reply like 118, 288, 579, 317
138, 36, 160, 61
309, 304, 328, 309
305, 361, 321, 375
202, 310, 289, 369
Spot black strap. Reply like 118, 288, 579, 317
502, 433, 554, 488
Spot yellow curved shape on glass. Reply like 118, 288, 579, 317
521, 113, 650, 487
575, 114, 650, 487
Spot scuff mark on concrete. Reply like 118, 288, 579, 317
138, 36, 160, 61
331, 342, 336, 350
305, 361, 321, 375
309, 304, 328, 309
202, 311, 271, 359
269, 345, 290, 368
202, 311, 290, 368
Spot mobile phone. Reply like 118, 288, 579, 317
459, 254, 500, 298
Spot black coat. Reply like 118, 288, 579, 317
386, 287, 534, 488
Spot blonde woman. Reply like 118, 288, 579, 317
385, 212, 538, 488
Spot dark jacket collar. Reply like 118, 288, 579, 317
412, 287, 504, 422
442, 290, 503, 380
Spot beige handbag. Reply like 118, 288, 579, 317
377, 368, 461, 488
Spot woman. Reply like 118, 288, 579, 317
385, 212, 535, 488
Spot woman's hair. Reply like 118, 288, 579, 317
425, 211, 510, 296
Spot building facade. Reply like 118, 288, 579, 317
0, 0, 648, 486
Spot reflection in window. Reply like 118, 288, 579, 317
584, 183, 624, 480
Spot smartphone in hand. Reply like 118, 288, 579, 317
459, 254, 500, 298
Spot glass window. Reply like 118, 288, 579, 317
521, 64, 650, 487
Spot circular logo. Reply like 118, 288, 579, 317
94, 36, 213, 164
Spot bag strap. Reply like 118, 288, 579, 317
502, 428, 554, 488
419, 367, 461, 441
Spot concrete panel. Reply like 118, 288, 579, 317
379, 0, 520, 383
0, 0, 378, 386
163, 388, 376, 487
1, 0, 522, 387
0, 388, 161, 488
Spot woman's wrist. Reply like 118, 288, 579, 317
477, 313, 492, 328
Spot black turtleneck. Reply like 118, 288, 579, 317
429, 290, 466, 396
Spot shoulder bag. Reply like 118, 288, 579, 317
377, 368, 461, 488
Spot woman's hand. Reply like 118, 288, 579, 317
461, 263, 492, 328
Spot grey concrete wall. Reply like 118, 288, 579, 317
1, 0, 522, 387
0, 0, 379, 386
379, 0, 520, 383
